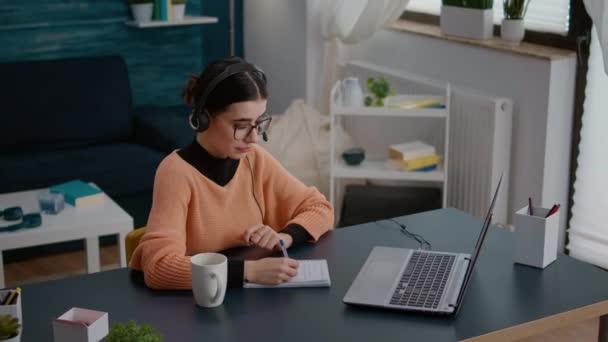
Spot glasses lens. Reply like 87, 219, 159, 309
234, 126, 251, 140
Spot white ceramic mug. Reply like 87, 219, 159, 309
191, 253, 227, 308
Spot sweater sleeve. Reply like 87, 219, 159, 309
128, 155, 193, 290
256, 147, 335, 241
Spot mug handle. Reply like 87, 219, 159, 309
209, 272, 223, 304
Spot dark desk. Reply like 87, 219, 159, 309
19, 208, 608, 341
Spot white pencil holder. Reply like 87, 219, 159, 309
0, 289, 22, 342
53, 308, 108, 342
513, 206, 559, 269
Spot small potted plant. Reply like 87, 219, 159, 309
0, 315, 20, 342
501, 0, 531, 45
440, 0, 494, 40
364, 77, 396, 107
172, 0, 187, 21
105, 320, 163, 342
128, 0, 154, 23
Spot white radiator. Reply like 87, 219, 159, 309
449, 88, 512, 224
340, 61, 512, 224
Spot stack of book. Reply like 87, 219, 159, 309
50, 180, 105, 207
153, 0, 174, 21
387, 141, 440, 172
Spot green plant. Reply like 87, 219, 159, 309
172, 0, 186, 4
364, 77, 396, 107
503, 0, 531, 20
0, 315, 20, 340
127, 0, 153, 5
105, 321, 163, 342
443, 0, 494, 10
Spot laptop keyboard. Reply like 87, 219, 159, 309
390, 252, 455, 309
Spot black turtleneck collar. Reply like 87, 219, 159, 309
177, 139, 240, 187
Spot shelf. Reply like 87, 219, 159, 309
333, 96, 447, 118
333, 159, 445, 182
125, 15, 218, 28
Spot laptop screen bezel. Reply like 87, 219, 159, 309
453, 174, 503, 310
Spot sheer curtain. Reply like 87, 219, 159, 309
583, 0, 608, 73
566, 27, 608, 269
319, 0, 411, 114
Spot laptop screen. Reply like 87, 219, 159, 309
454, 174, 503, 309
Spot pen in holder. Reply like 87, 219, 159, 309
0, 289, 23, 342
513, 205, 559, 269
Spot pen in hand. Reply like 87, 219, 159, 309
279, 239, 289, 258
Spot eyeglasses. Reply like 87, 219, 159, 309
233, 116, 272, 140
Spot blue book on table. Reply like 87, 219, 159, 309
49, 180, 103, 207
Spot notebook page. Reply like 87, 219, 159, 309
244, 260, 330, 288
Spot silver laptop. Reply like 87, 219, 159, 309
343, 175, 502, 315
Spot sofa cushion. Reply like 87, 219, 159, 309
0, 143, 164, 198
0, 55, 133, 153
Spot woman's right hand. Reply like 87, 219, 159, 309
244, 258, 299, 285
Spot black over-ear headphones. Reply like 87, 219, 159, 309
0, 207, 42, 233
189, 60, 268, 142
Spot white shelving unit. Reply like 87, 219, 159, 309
329, 81, 451, 218
125, 15, 218, 28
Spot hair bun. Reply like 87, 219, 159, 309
182, 75, 200, 106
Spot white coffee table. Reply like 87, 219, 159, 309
0, 185, 133, 288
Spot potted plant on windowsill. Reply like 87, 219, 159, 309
128, 0, 154, 23
172, 0, 187, 21
440, 0, 494, 40
501, 0, 531, 45
0, 315, 20, 342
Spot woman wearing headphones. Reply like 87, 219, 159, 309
129, 56, 334, 290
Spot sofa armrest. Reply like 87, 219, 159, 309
134, 105, 193, 153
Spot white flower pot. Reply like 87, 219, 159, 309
0, 334, 21, 342
172, 4, 186, 21
130, 3, 153, 23
440, 5, 493, 40
501, 19, 525, 45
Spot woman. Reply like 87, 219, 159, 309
129, 56, 334, 289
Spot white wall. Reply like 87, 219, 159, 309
244, 0, 308, 114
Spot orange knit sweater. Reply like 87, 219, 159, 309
129, 145, 334, 289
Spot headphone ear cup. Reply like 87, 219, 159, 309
198, 110, 210, 132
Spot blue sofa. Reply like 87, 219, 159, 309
0, 55, 192, 259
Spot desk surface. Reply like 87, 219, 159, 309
18, 208, 608, 341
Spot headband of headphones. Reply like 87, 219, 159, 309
194, 61, 267, 117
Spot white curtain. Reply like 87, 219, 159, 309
319, 0, 411, 114
583, 0, 608, 74
566, 27, 608, 269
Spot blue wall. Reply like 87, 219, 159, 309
0, 0, 243, 106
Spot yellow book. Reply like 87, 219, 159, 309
388, 154, 440, 171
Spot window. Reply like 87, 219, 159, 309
406, 0, 570, 35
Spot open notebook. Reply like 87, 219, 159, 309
244, 260, 331, 288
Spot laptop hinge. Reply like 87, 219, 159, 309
446, 257, 470, 309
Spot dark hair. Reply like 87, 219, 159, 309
182, 56, 268, 117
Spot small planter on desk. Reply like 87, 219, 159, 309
53, 308, 108, 342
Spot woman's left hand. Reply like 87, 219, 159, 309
245, 225, 292, 251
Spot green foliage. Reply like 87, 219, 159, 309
172, 0, 186, 4
365, 77, 396, 107
443, 0, 494, 10
503, 0, 531, 19
128, 0, 153, 5
0, 315, 20, 340
105, 321, 163, 342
